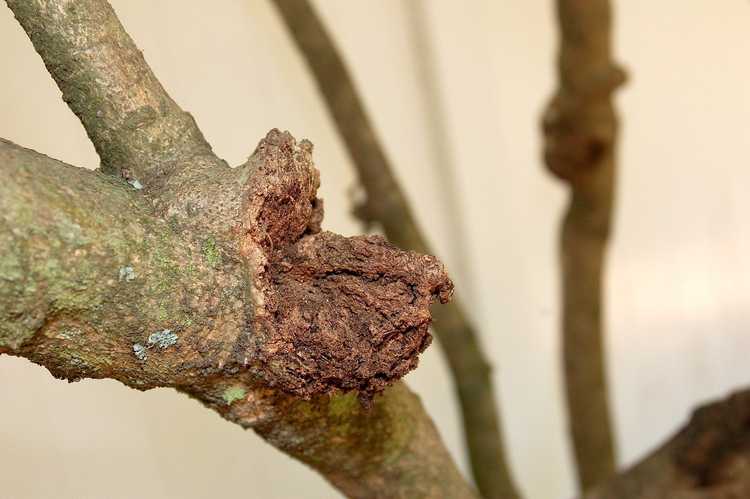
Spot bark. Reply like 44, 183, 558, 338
0, 139, 247, 386
252, 382, 478, 499
584, 389, 750, 499
6, 0, 223, 185
542, 0, 627, 490
270, 1, 520, 497
1, 1, 476, 496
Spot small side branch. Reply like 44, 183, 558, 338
270, 1, 520, 497
542, 0, 627, 491
6, 0, 225, 191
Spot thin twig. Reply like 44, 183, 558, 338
542, 0, 627, 490
270, 1, 520, 497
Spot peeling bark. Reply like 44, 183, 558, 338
542, 0, 627, 490
270, 1, 520, 497
585, 389, 750, 499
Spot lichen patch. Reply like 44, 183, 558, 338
147, 329, 178, 349
223, 386, 248, 405
133, 343, 147, 361
118, 266, 136, 282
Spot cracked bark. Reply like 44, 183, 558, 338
269, 1, 520, 497
1, 1, 477, 497
542, 0, 626, 490
584, 389, 750, 499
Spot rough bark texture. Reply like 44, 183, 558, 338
270, 1, 520, 497
584, 389, 750, 499
234, 131, 453, 400
542, 0, 627, 490
251, 382, 478, 498
0, 139, 247, 386
2, 1, 476, 496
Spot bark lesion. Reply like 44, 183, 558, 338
254, 231, 451, 400
232, 129, 453, 400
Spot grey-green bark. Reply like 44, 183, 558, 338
254, 382, 479, 499
6, 0, 222, 184
270, 1, 520, 497
0, 139, 247, 387
1, 1, 477, 497
6, 0, 232, 236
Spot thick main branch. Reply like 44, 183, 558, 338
270, 2, 519, 497
0, 139, 248, 384
542, 0, 627, 490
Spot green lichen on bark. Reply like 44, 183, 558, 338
222, 386, 248, 405
252, 382, 476, 498
202, 237, 223, 268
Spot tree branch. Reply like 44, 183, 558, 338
0, 134, 473, 497
2, 0, 474, 494
584, 389, 750, 499
5, 0, 226, 198
542, 0, 627, 490
250, 382, 479, 499
269, 1, 520, 497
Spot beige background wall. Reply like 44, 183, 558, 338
1, 1, 749, 498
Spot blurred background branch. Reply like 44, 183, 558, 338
542, 0, 627, 491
